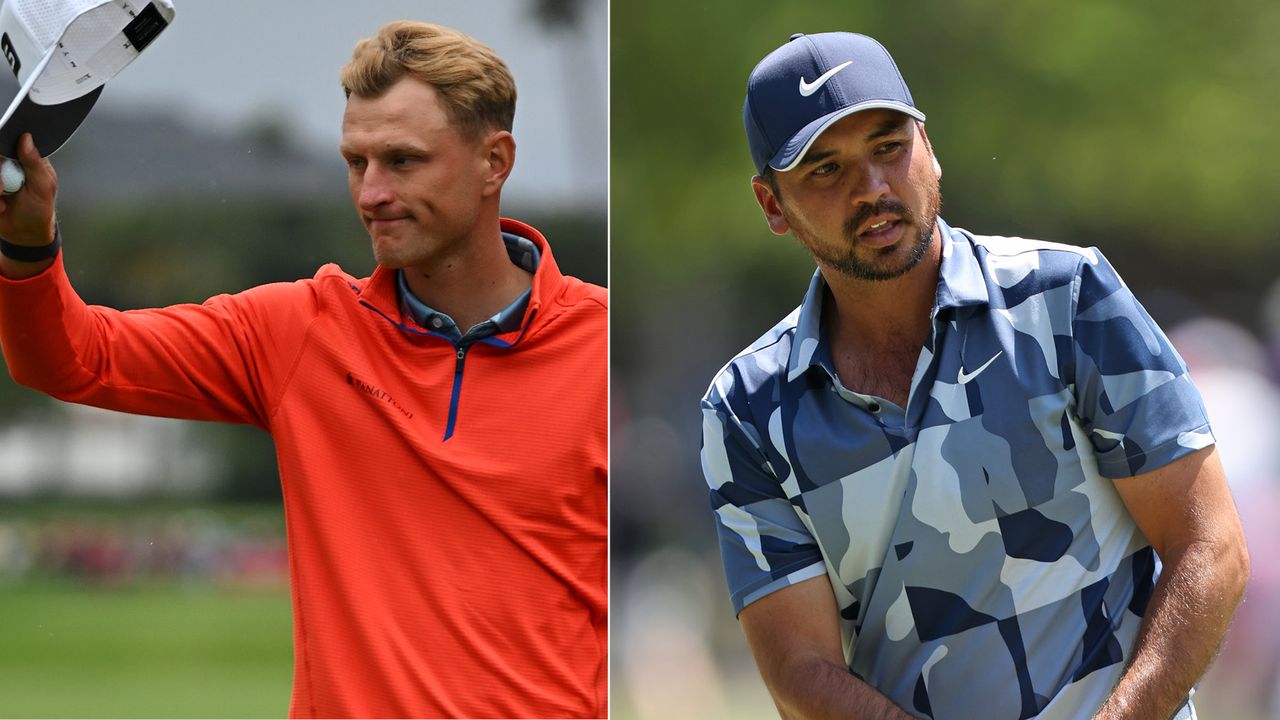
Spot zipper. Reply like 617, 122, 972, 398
360, 300, 537, 441
443, 345, 468, 441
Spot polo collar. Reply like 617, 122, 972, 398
396, 232, 540, 343
932, 217, 989, 312
786, 216, 990, 382
356, 218, 565, 348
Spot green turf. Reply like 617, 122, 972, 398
0, 580, 293, 718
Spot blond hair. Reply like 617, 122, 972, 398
340, 21, 516, 138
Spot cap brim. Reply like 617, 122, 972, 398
769, 100, 927, 173
0, 67, 102, 158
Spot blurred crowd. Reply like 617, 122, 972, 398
0, 510, 287, 588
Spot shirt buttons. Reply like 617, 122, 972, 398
867, 401, 881, 413
431, 317, 443, 328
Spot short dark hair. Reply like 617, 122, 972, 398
761, 166, 782, 200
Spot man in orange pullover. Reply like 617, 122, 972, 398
0, 21, 606, 719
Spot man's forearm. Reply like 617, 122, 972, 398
0, 215, 56, 280
1094, 539, 1248, 719
771, 654, 914, 720
0, 249, 55, 280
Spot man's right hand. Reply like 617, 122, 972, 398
0, 132, 59, 279
740, 575, 916, 720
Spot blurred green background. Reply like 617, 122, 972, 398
0, 1, 605, 717
0, 504, 293, 718
611, 2, 1280, 719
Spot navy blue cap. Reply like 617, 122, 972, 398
744, 32, 926, 175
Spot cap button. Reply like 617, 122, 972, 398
789, 33, 805, 40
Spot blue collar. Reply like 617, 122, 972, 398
397, 231, 541, 345
786, 216, 989, 381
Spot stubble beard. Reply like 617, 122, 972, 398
369, 224, 451, 270
371, 238, 422, 269
794, 180, 942, 282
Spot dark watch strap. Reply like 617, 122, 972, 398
0, 225, 61, 262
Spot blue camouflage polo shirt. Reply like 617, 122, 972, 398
700, 218, 1212, 719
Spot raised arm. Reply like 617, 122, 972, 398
741, 575, 916, 720
0, 133, 58, 280
0, 134, 316, 428
1094, 445, 1248, 718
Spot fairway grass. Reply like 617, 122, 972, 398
0, 581, 293, 718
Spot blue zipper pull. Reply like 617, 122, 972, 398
444, 345, 469, 441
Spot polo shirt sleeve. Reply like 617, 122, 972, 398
0, 252, 319, 429
1069, 249, 1214, 478
701, 370, 827, 615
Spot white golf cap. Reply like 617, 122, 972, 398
0, 0, 174, 158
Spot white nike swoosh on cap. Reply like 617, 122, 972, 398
799, 60, 854, 97
957, 351, 1002, 384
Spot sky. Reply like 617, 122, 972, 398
92, 0, 607, 210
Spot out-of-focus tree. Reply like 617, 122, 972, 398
531, 0, 586, 29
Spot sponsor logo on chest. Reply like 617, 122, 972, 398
347, 371, 414, 420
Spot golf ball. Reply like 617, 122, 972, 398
1, 158, 25, 194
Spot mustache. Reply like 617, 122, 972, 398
845, 199, 911, 237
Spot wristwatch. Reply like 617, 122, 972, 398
0, 224, 61, 262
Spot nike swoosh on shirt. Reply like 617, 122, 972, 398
799, 61, 854, 97
957, 351, 1003, 384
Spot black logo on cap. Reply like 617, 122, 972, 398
122, 3, 167, 52
1, 33, 19, 77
